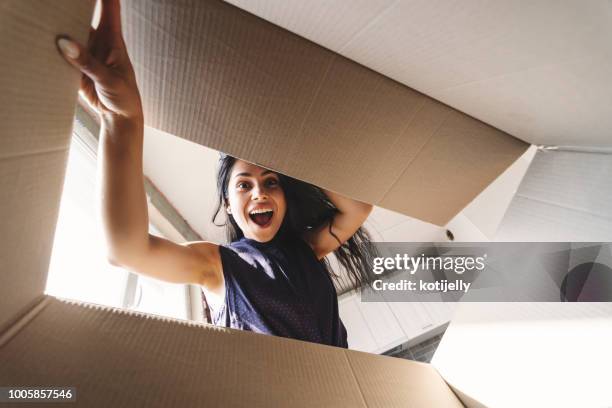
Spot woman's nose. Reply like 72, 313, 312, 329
252, 185, 269, 200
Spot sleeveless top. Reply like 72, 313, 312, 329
208, 235, 348, 348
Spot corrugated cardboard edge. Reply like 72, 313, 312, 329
0, 296, 465, 407
0, 295, 51, 349
345, 348, 465, 408
0, 296, 364, 407
0, 0, 95, 340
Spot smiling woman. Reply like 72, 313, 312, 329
200, 155, 377, 346
223, 161, 287, 243
55, 0, 376, 348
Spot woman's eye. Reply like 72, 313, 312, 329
237, 181, 250, 190
266, 178, 279, 187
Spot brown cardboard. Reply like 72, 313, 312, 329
0, 0, 94, 335
225, 1, 612, 149
0, 1, 569, 407
0, 4, 461, 407
0, 296, 463, 407
347, 350, 463, 407
121, 0, 528, 226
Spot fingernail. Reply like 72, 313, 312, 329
57, 38, 80, 59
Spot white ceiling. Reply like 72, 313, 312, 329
225, 0, 612, 147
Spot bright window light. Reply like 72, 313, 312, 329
46, 134, 128, 307
46, 125, 189, 321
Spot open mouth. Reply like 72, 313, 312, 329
249, 209, 274, 227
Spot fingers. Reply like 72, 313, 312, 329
100, 0, 123, 36
80, 75, 98, 104
56, 36, 112, 86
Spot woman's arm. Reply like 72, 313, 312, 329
303, 189, 373, 260
57, 0, 222, 292
99, 116, 221, 291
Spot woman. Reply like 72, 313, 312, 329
56, 0, 375, 348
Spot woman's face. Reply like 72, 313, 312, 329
226, 160, 287, 242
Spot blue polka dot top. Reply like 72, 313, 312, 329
209, 234, 348, 348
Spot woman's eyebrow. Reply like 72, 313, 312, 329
234, 170, 275, 178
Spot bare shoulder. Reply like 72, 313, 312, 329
183, 241, 222, 270
184, 240, 220, 255
186, 241, 226, 297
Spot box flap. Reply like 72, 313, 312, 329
122, 0, 528, 226
495, 149, 612, 241
225, 0, 612, 148
345, 349, 463, 407
432, 303, 612, 407
0, 0, 94, 334
0, 296, 462, 407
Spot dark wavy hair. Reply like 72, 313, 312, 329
211, 155, 377, 290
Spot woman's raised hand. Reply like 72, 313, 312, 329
56, 0, 143, 122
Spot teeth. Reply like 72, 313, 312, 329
249, 209, 273, 215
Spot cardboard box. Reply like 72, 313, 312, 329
0, 1, 469, 406
224, 0, 612, 149
2, 1, 609, 407
120, 0, 528, 227
496, 149, 612, 241
1, 296, 465, 407
434, 302, 612, 408
0, 1, 453, 406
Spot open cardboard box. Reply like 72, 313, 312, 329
1, 1, 610, 406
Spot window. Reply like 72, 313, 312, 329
46, 115, 191, 321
